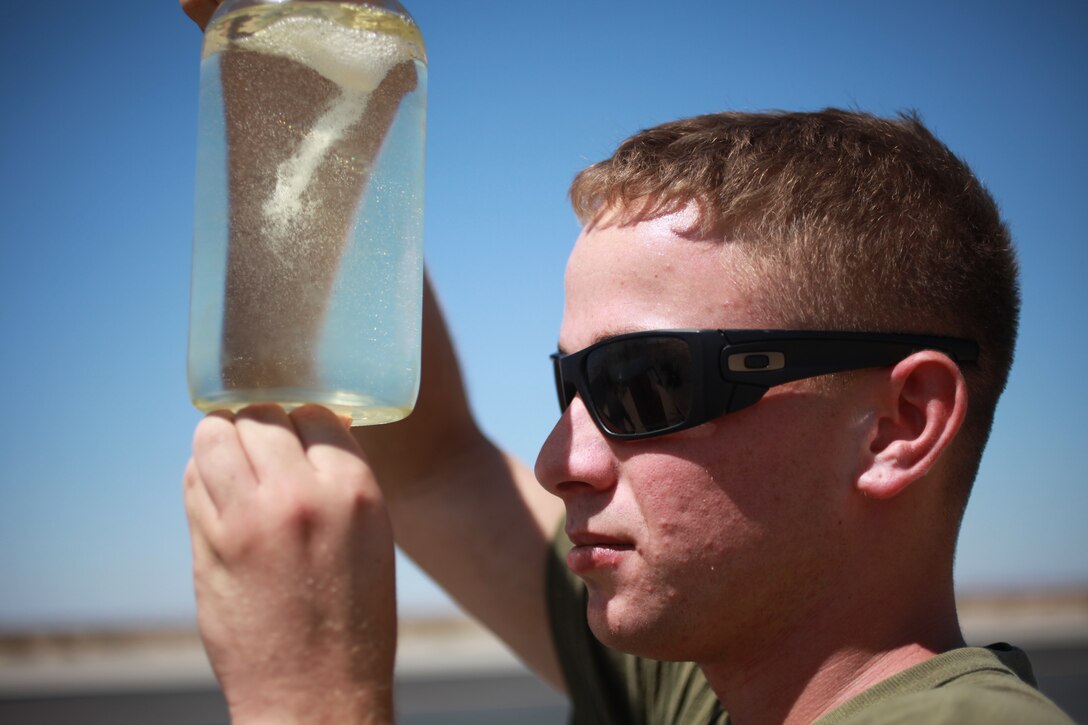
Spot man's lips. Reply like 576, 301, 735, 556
566, 531, 635, 573
567, 531, 634, 547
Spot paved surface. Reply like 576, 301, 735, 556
0, 670, 569, 725
2, 594, 1086, 724
1, 646, 1085, 724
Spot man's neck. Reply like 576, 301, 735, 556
696, 596, 965, 725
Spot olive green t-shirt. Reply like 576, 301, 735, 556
545, 535, 1074, 724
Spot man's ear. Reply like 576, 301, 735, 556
856, 351, 969, 499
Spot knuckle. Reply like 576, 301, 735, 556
345, 478, 386, 515
285, 497, 320, 530
214, 532, 253, 563
338, 456, 373, 485
192, 416, 233, 456
182, 459, 199, 489
209, 513, 262, 560
267, 488, 321, 534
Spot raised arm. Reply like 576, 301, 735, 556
352, 275, 566, 688
180, 0, 565, 693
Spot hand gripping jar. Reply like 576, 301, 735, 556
188, 0, 426, 424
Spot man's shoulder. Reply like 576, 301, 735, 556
833, 677, 1073, 725
819, 645, 1074, 725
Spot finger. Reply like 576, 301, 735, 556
233, 404, 311, 486
186, 503, 219, 572
183, 457, 221, 525
183, 459, 224, 571
180, 0, 222, 30
192, 411, 259, 512
289, 405, 372, 478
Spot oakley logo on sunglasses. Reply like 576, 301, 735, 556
551, 329, 978, 441
727, 352, 786, 372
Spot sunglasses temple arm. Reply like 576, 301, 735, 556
722, 341, 967, 389
724, 384, 771, 415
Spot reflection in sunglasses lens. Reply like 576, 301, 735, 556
587, 337, 692, 434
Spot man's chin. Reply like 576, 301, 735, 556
585, 589, 669, 658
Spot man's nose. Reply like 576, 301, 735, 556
534, 395, 617, 498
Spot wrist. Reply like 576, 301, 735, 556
230, 684, 394, 725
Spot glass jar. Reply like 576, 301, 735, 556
188, 0, 426, 424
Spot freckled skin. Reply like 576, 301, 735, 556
535, 211, 871, 664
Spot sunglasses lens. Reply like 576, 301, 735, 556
553, 357, 578, 411
585, 336, 693, 435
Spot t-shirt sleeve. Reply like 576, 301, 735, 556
545, 526, 727, 725
813, 645, 1076, 725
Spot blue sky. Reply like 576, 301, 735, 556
0, 1, 1085, 628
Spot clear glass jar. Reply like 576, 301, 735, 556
188, 0, 426, 424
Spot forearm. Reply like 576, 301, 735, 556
352, 272, 479, 491
351, 275, 566, 689
386, 435, 564, 689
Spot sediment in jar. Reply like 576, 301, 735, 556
211, 5, 423, 390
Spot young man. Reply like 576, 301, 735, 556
180, 4, 1072, 723
524, 111, 1066, 724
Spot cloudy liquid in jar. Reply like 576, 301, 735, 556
188, 2, 426, 424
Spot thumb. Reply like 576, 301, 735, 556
180, 0, 222, 30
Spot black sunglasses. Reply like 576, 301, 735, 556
551, 329, 978, 440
